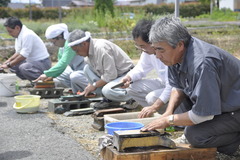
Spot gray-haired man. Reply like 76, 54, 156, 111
68, 29, 134, 109
142, 16, 240, 156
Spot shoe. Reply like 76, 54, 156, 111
121, 99, 141, 110
93, 98, 120, 110
173, 134, 189, 144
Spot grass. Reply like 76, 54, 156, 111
189, 26, 240, 58
1, 25, 240, 61
196, 8, 240, 21
0, 8, 240, 60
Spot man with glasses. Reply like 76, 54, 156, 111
142, 16, 240, 156
121, 19, 172, 117
0, 17, 51, 80
68, 29, 134, 109
34, 23, 88, 94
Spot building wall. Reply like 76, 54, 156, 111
219, 0, 234, 10
234, 0, 240, 11
219, 0, 240, 11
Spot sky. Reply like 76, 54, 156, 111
11, 0, 42, 4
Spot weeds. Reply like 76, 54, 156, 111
197, 8, 239, 21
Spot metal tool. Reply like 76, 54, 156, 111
111, 81, 133, 89
59, 95, 86, 101
59, 92, 97, 101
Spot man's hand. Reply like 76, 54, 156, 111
138, 99, 164, 118
0, 64, 8, 69
141, 116, 169, 132
138, 106, 157, 118
81, 83, 96, 97
33, 74, 52, 82
120, 75, 132, 88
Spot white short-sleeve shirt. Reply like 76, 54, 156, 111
15, 25, 49, 62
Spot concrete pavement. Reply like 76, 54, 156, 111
0, 96, 95, 160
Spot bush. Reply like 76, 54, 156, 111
180, 3, 210, 17
11, 9, 29, 18
143, 3, 209, 18
42, 8, 59, 19
0, 7, 11, 18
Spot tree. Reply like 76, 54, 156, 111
199, 0, 219, 8
199, 0, 220, 14
94, 0, 114, 17
0, 0, 10, 7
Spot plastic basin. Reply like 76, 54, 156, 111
105, 121, 144, 135
13, 95, 41, 113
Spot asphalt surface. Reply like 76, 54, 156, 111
0, 96, 95, 160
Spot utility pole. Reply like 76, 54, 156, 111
29, 0, 32, 20
175, 0, 179, 17
210, 0, 213, 15
58, 0, 62, 23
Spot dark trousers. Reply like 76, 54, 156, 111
10, 58, 51, 81
185, 109, 240, 155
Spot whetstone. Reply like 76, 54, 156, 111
113, 129, 176, 152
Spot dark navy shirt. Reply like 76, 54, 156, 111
168, 37, 240, 116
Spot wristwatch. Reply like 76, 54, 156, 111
168, 115, 174, 126
92, 82, 97, 88
6, 62, 11, 68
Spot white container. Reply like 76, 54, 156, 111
0, 73, 17, 97
104, 112, 161, 133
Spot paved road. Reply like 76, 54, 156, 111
0, 97, 95, 160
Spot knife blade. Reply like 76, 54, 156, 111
111, 81, 133, 89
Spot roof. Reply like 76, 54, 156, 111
71, 0, 94, 6
42, 0, 72, 7
8, 3, 27, 9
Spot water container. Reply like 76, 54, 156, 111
0, 73, 17, 97
105, 121, 144, 135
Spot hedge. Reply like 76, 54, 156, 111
0, 3, 209, 20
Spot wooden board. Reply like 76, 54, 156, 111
101, 143, 217, 160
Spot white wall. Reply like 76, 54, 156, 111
219, 0, 234, 10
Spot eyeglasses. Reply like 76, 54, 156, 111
134, 45, 148, 52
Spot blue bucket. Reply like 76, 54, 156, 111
105, 121, 144, 135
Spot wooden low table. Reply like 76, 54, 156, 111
101, 143, 217, 160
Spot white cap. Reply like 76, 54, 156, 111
45, 23, 69, 40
